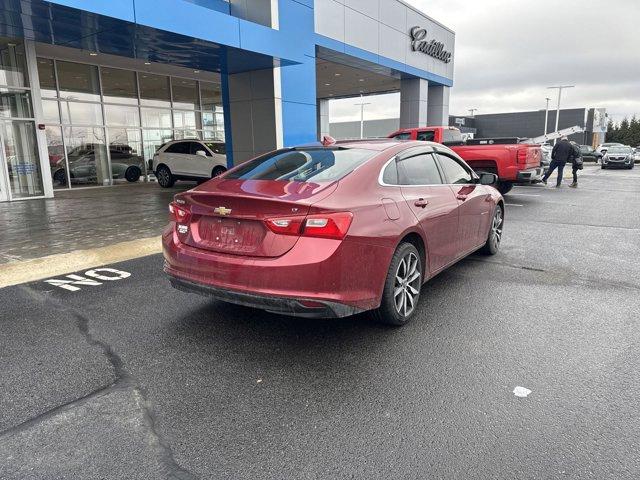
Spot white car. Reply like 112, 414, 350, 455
152, 139, 227, 188
595, 142, 623, 156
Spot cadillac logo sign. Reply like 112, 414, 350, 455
213, 206, 232, 216
409, 26, 452, 64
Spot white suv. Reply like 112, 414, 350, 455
152, 139, 227, 188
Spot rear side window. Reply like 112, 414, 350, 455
225, 148, 376, 182
189, 142, 211, 156
434, 153, 472, 184
417, 131, 435, 142
397, 153, 442, 185
205, 142, 225, 155
442, 129, 463, 143
382, 161, 398, 184
164, 142, 189, 154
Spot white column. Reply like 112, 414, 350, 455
226, 68, 283, 165
24, 40, 54, 199
399, 78, 428, 129
427, 85, 450, 126
317, 98, 330, 139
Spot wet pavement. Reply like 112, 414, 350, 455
0, 182, 193, 264
1, 165, 639, 479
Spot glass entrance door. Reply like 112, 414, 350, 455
0, 132, 9, 201
0, 38, 45, 201
0, 119, 44, 200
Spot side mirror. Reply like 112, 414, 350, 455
479, 172, 498, 185
196, 150, 207, 157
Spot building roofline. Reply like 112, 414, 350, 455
395, 0, 456, 35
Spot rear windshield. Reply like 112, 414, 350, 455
225, 148, 376, 182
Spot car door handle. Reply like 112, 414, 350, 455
414, 198, 429, 208
456, 194, 468, 201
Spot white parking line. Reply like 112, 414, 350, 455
505, 203, 524, 207
507, 193, 541, 197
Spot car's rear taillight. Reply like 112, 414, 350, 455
517, 148, 528, 164
265, 212, 353, 240
302, 212, 353, 239
169, 201, 191, 223
265, 216, 305, 236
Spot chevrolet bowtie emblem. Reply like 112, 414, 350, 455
214, 206, 232, 216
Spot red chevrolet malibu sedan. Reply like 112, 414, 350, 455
163, 139, 504, 325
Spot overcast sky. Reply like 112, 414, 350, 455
330, 0, 640, 124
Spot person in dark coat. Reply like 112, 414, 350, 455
541, 136, 574, 187
569, 141, 583, 188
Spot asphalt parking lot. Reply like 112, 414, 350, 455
1, 165, 639, 479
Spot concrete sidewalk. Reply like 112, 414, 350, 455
0, 182, 194, 287
0, 182, 193, 264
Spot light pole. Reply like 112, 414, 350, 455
468, 108, 478, 117
544, 97, 551, 136
354, 94, 371, 139
547, 85, 574, 144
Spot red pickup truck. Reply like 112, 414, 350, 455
388, 126, 543, 194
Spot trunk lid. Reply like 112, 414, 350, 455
179, 179, 337, 257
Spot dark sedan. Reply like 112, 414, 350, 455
579, 145, 602, 162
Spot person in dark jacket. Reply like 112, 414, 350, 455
541, 136, 574, 187
569, 141, 583, 188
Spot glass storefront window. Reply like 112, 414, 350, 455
37, 58, 57, 98
171, 77, 198, 110
200, 82, 221, 111
202, 128, 223, 141
139, 73, 170, 107
1, 120, 43, 198
57, 61, 101, 102
42, 99, 60, 124
105, 104, 140, 127
173, 110, 198, 130
0, 89, 33, 118
173, 130, 199, 140
63, 126, 109, 187
142, 128, 172, 162
45, 126, 67, 189
0, 40, 29, 88
202, 111, 214, 128
141, 107, 171, 128
108, 128, 144, 183
59, 101, 103, 125
101, 67, 138, 105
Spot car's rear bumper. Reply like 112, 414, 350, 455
168, 275, 363, 318
516, 167, 545, 183
162, 225, 391, 317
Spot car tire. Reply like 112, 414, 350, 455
212, 166, 227, 178
124, 166, 141, 183
496, 181, 513, 195
156, 165, 175, 188
372, 242, 422, 327
480, 204, 503, 255
53, 169, 67, 186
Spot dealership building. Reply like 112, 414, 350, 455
0, 0, 455, 202
448, 108, 608, 146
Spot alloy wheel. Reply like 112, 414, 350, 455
491, 207, 503, 250
157, 168, 170, 186
393, 252, 421, 317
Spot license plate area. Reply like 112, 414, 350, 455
194, 216, 266, 254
